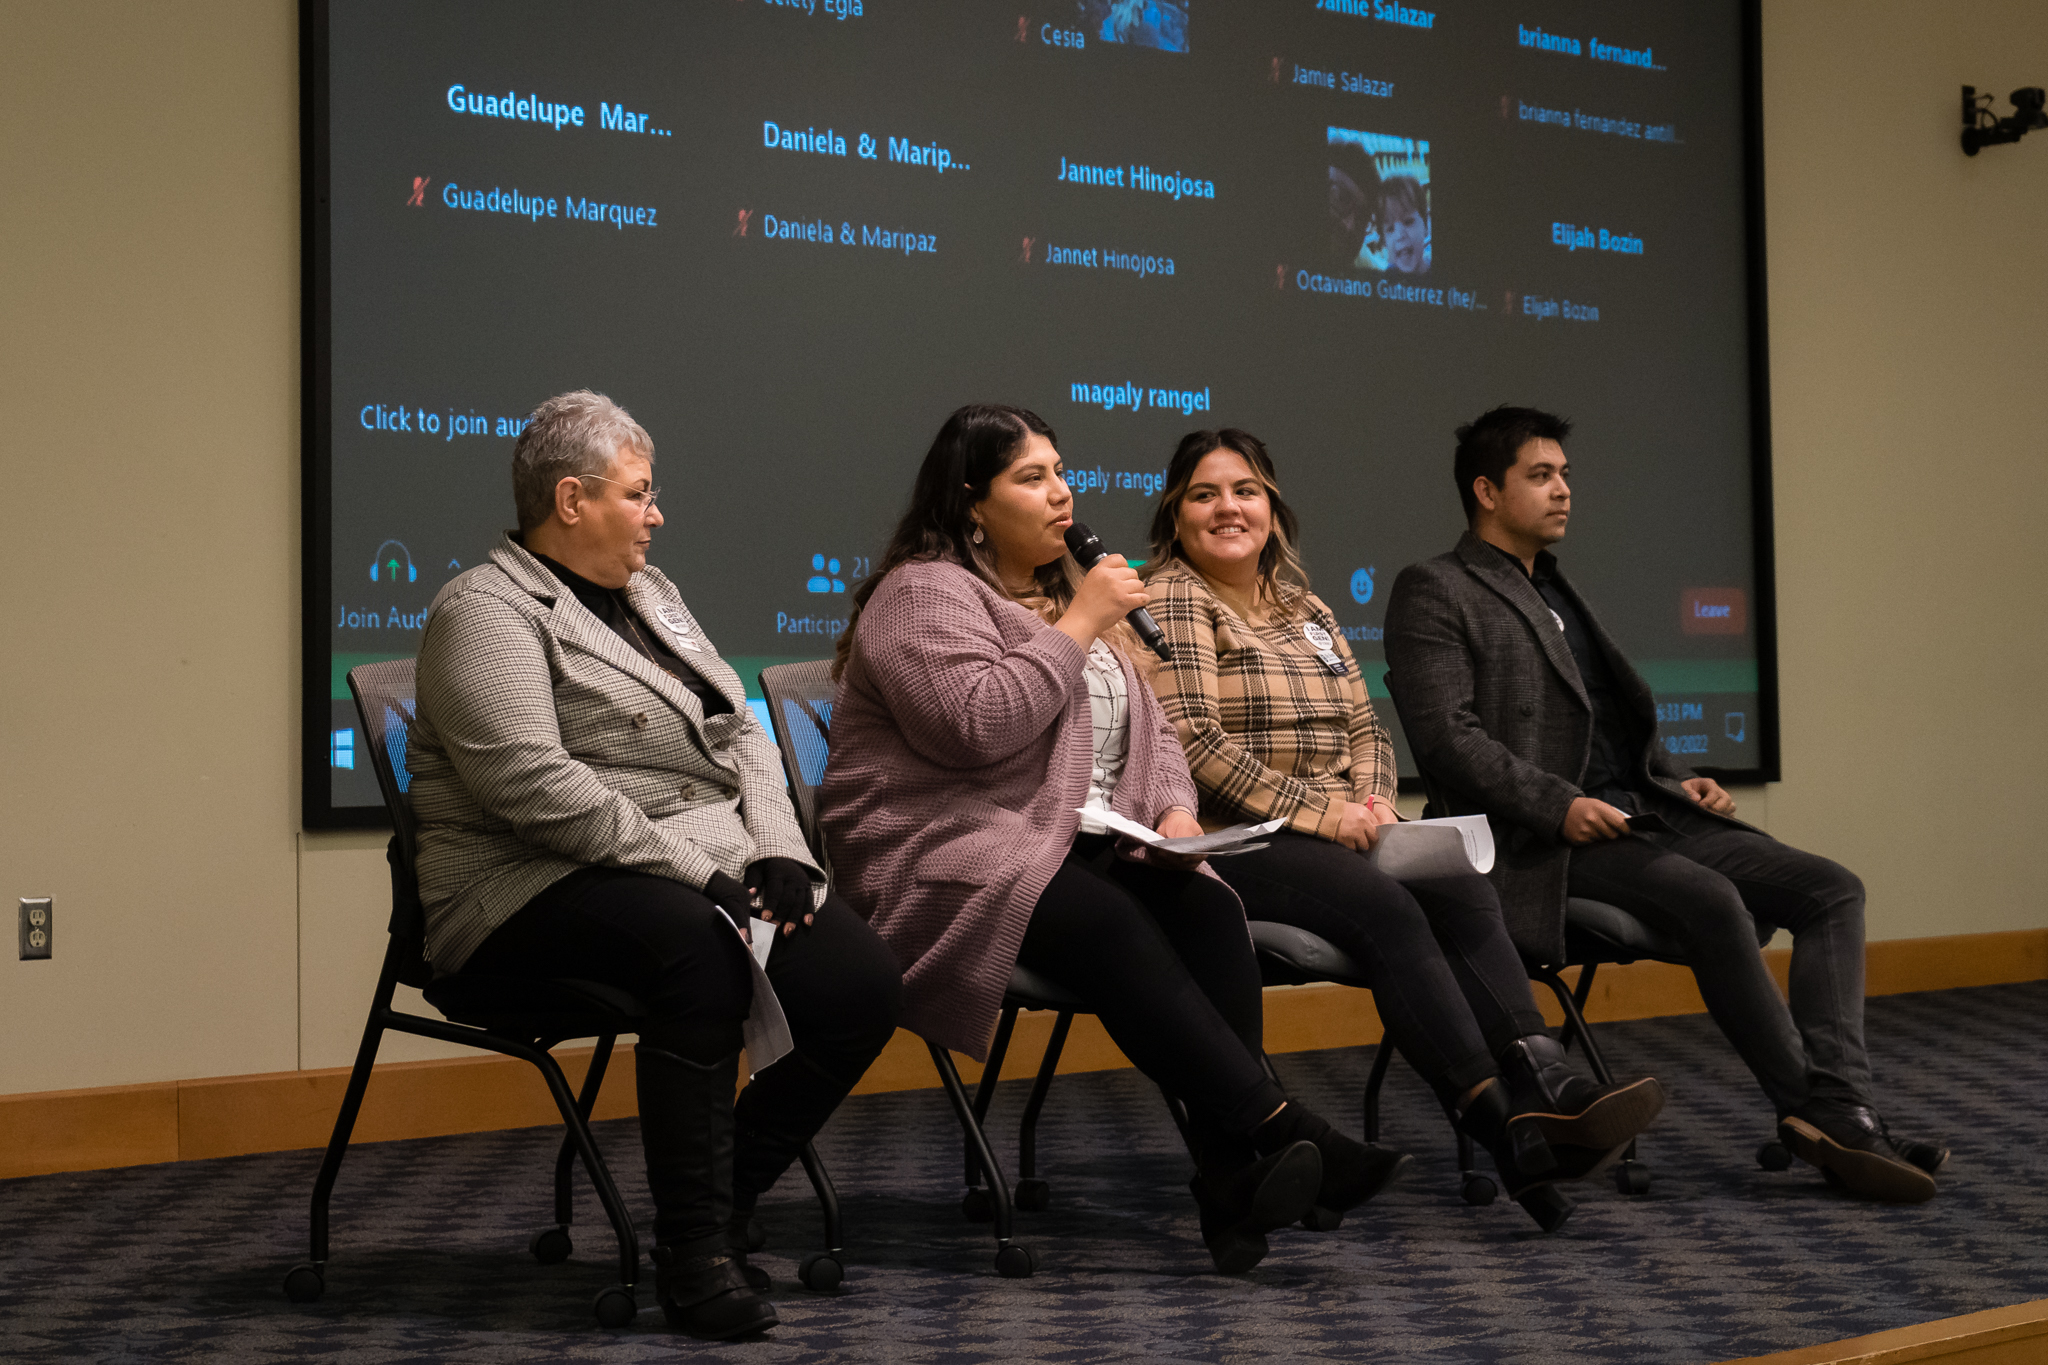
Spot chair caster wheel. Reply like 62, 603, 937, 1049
1014, 1178, 1050, 1211
529, 1226, 572, 1264
736, 1213, 768, 1253
1615, 1161, 1652, 1196
1461, 1175, 1497, 1206
283, 1262, 324, 1303
592, 1284, 637, 1328
994, 1243, 1038, 1278
798, 1252, 844, 1292
1757, 1140, 1792, 1172
961, 1187, 995, 1223
1300, 1205, 1345, 1231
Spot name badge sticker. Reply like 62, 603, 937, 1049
655, 604, 703, 651
1302, 621, 1346, 675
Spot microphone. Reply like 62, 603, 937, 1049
1064, 521, 1172, 662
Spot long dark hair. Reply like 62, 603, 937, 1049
1142, 428, 1309, 600
833, 403, 1077, 679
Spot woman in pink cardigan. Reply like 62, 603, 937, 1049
821, 404, 1402, 1274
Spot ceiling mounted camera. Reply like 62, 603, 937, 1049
1962, 85, 2048, 155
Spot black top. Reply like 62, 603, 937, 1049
1487, 542, 1640, 808
530, 549, 734, 717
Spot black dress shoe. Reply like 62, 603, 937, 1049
1254, 1104, 1410, 1228
1499, 1035, 1666, 1153
1189, 1140, 1322, 1273
1779, 1103, 1937, 1203
652, 1247, 779, 1338
1892, 1135, 1950, 1176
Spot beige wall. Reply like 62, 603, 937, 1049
1761, 0, 2048, 941
3, 1, 2044, 1095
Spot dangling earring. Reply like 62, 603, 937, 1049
972, 525, 984, 545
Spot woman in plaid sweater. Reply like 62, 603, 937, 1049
1139, 428, 1665, 1233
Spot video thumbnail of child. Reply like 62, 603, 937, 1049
1326, 127, 1431, 275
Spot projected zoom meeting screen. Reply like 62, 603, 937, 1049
314, 0, 1767, 821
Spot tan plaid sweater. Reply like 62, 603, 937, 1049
1140, 560, 1395, 840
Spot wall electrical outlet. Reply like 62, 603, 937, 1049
19, 898, 52, 960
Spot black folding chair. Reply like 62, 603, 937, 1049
284, 660, 843, 1327
763, 661, 1166, 1280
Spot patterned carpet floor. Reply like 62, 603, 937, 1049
4, 981, 2045, 1364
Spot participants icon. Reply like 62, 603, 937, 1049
1079, 0, 1188, 54
807, 554, 847, 594
1327, 127, 1431, 275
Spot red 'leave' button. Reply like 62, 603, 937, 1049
1681, 588, 1746, 635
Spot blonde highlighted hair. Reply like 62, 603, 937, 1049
1142, 428, 1309, 602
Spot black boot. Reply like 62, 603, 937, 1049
636, 1044, 778, 1339
652, 1244, 777, 1340
725, 1199, 770, 1294
1185, 1120, 1321, 1274
1253, 1103, 1409, 1230
1454, 1080, 1574, 1233
1498, 1034, 1665, 1158
727, 1047, 862, 1293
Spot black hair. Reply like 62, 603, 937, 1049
833, 403, 1073, 679
1453, 405, 1573, 524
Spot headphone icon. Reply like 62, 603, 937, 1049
370, 540, 417, 584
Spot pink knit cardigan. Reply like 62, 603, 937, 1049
820, 559, 1208, 1059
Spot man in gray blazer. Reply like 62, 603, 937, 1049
1383, 405, 1944, 1204
409, 391, 900, 1336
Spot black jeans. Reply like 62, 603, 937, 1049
465, 866, 903, 1231
1015, 836, 1286, 1139
1566, 800, 1870, 1116
1216, 831, 1547, 1106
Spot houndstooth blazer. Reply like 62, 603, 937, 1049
408, 534, 823, 976
1383, 531, 1747, 962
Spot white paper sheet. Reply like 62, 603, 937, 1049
1079, 809, 1285, 857
733, 916, 791, 1072
1367, 815, 1496, 879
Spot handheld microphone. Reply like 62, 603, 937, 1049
1064, 521, 1172, 662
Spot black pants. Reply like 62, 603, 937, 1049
465, 866, 903, 1234
1566, 800, 1869, 1116
1014, 835, 1286, 1139
1216, 831, 1547, 1106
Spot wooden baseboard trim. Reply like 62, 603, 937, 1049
1719, 1298, 2048, 1364
3, 927, 2041, 1181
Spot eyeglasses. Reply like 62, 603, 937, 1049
576, 472, 661, 515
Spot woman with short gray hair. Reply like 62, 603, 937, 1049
409, 390, 901, 1339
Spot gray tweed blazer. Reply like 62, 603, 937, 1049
409, 534, 823, 980
1383, 531, 1746, 962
